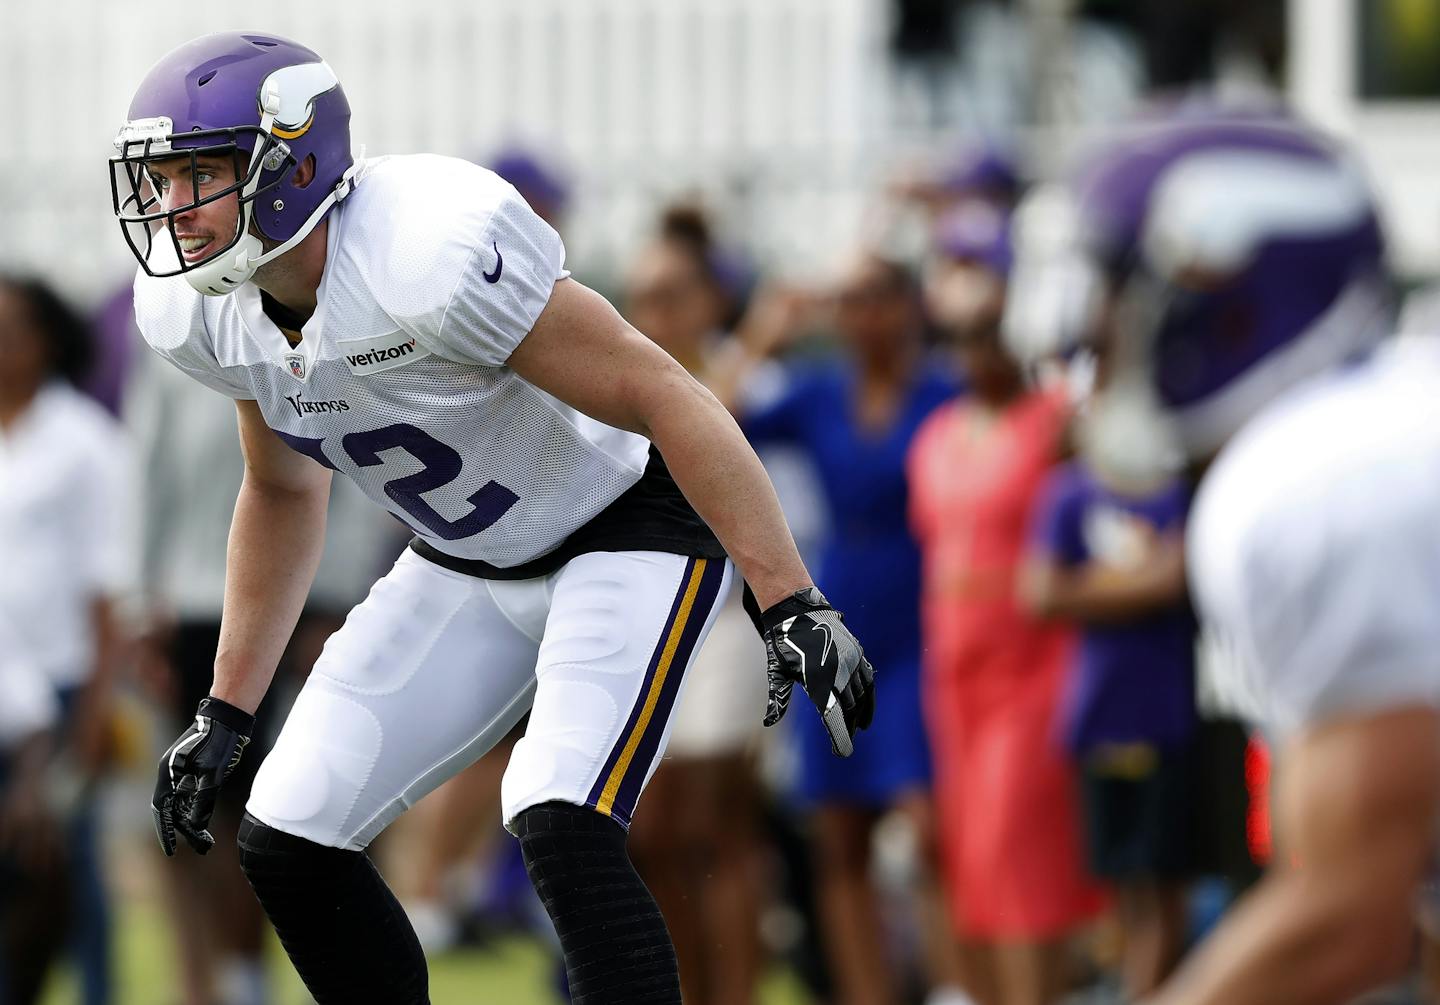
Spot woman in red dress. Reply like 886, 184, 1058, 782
909, 208, 1104, 1004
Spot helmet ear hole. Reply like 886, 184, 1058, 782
293, 154, 317, 190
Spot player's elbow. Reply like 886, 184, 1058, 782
626, 361, 721, 442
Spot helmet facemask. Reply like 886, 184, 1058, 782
110, 120, 296, 295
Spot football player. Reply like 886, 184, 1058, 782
112, 31, 874, 1005
1006, 109, 1432, 1004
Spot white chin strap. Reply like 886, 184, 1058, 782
183, 164, 360, 296
185, 91, 362, 296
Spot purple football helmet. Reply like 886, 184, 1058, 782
1005, 110, 1391, 471
110, 31, 358, 296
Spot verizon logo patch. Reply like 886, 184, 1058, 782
337, 332, 431, 375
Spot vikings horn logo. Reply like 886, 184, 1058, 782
260, 61, 341, 141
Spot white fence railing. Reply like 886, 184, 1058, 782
0, 0, 926, 304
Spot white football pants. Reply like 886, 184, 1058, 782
246, 548, 732, 850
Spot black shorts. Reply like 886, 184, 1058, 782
1079, 742, 1196, 882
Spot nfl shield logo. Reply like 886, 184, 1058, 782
285, 353, 306, 380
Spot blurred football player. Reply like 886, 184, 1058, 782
111, 31, 874, 1005
1006, 109, 1423, 1004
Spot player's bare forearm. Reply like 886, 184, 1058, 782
1149, 873, 1394, 1005
510, 278, 813, 608
213, 474, 328, 712
213, 401, 332, 714
641, 373, 812, 608
1150, 708, 1439, 1005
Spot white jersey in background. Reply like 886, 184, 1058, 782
0, 382, 135, 689
133, 155, 665, 571
1189, 338, 1440, 741
0, 613, 57, 749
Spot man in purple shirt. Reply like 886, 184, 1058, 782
1023, 459, 1197, 1000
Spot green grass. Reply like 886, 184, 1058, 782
40, 898, 812, 1005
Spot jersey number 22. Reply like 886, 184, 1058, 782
277, 423, 519, 540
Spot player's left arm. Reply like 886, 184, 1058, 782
510, 278, 807, 608
509, 277, 874, 754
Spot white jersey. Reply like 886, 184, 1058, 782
0, 383, 136, 688
1189, 339, 1440, 740
133, 155, 651, 569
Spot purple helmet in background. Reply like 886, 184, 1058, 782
110, 31, 357, 296
1005, 111, 1391, 468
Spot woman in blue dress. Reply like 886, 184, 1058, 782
718, 253, 961, 1005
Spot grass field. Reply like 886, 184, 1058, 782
38, 896, 813, 1005
27, 766, 816, 1005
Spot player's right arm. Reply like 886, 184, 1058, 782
1149, 707, 1438, 1005
151, 399, 330, 857
211, 398, 332, 713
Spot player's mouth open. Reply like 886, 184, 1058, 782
178, 236, 213, 259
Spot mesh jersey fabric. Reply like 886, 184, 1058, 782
1189, 338, 1440, 741
133, 154, 651, 568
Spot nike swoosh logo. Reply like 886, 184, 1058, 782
810, 621, 834, 668
483, 242, 503, 283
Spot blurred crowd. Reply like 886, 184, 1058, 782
1, 2, 1425, 1005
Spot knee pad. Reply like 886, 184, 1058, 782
514, 801, 680, 1004
237, 814, 429, 1005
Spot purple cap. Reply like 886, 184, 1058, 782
489, 148, 569, 214
936, 200, 1013, 277
939, 145, 1020, 203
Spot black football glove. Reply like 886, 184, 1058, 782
749, 586, 876, 757
152, 696, 254, 856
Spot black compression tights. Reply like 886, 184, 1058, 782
514, 801, 681, 1004
237, 813, 429, 1005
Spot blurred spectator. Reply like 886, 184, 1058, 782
715, 251, 963, 1005
1014, 274, 1201, 998
84, 284, 140, 417
1021, 453, 1197, 998
0, 629, 67, 1005
926, 201, 1014, 340
490, 147, 569, 230
0, 275, 135, 1005
908, 215, 1104, 1004
623, 205, 771, 1005
892, 144, 1023, 227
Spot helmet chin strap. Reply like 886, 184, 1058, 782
185, 157, 363, 296
251, 156, 364, 268
184, 86, 362, 297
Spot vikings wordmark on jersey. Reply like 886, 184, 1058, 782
133, 154, 652, 569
